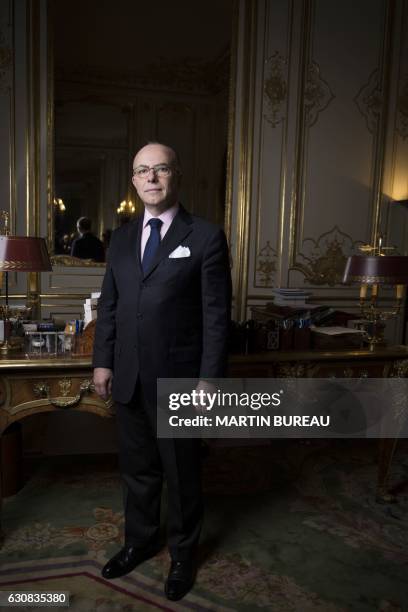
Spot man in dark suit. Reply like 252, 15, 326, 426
93, 142, 231, 601
71, 216, 105, 262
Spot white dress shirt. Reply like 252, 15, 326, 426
140, 203, 179, 259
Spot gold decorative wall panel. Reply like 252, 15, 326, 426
263, 51, 287, 127
250, 0, 294, 296
230, 0, 407, 334
288, 0, 395, 286
50, 255, 105, 268
231, 0, 258, 320
293, 226, 363, 286
224, 2, 239, 242
304, 60, 334, 127
255, 241, 278, 287
0, 8, 15, 240
396, 74, 408, 139
354, 69, 381, 134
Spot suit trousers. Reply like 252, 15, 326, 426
115, 381, 203, 561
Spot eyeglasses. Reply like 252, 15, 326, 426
132, 164, 176, 179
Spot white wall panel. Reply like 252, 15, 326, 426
230, 0, 408, 339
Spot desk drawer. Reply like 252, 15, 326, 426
0, 371, 114, 432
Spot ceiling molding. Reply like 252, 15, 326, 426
55, 50, 230, 97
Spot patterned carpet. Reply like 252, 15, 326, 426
1, 440, 408, 611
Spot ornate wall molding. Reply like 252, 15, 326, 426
231, 0, 257, 321
396, 73, 408, 140
255, 240, 278, 287
292, 226, 363, 286
224, 1, 239, 244
50, 255, 105, 268
354, 68, 382, 134
304, 60, 335, 127
56, 137, 128, 151
263, 51, 287, 127
55, 50, 230, 97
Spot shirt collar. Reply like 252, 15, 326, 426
143, 203, 179, 228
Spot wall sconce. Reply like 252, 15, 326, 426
53, 197, 66, 212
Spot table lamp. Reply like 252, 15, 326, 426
0, 212, 52, 353
343, 238, 408, 349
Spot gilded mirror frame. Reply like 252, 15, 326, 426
46, 0, 238, 268
46, 1, 105, 268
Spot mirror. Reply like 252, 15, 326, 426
50, 0, 234, 265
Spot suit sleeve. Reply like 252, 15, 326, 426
92, 241, 118, 369
199, 228, 232, 378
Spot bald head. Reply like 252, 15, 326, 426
134, 143, 181, 171
131, 143, 181, 215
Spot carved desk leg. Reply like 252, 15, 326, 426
0, 377, 16, 548
376, 360, 408, 503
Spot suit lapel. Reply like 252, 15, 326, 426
126, 216, 143, 274
142, 206, 193, 280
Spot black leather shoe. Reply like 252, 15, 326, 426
102, 545, 158, 579
165, 559, 195, 601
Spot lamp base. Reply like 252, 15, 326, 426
0, 337, 23, 354
363, 320, 387, 351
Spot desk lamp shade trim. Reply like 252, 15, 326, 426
0, 236, 52, 272
343, 255, 408, 285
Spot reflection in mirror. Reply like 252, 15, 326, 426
51, 0, 234, 265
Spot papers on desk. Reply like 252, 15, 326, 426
84, 292, 100, 327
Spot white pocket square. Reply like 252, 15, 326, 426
169, 246, 191, 258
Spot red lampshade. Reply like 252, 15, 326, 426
0, 236, 52, 272
343, 255, 408, 285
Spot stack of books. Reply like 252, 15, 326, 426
270, 288, 312, 307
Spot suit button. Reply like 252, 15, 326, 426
137, 313, 143, 319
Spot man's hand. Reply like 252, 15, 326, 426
93, 367, 113, 400
194, 379, 216, 414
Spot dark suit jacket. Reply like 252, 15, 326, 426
71, 233, 105, 262
92, 206, 232, 404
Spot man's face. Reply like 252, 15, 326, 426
131, 144, 180, 213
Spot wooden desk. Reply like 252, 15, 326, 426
0, 347, 407, 544
228, 346, 408, 503
0, 355, 113, 545
0, 356, 114, 435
